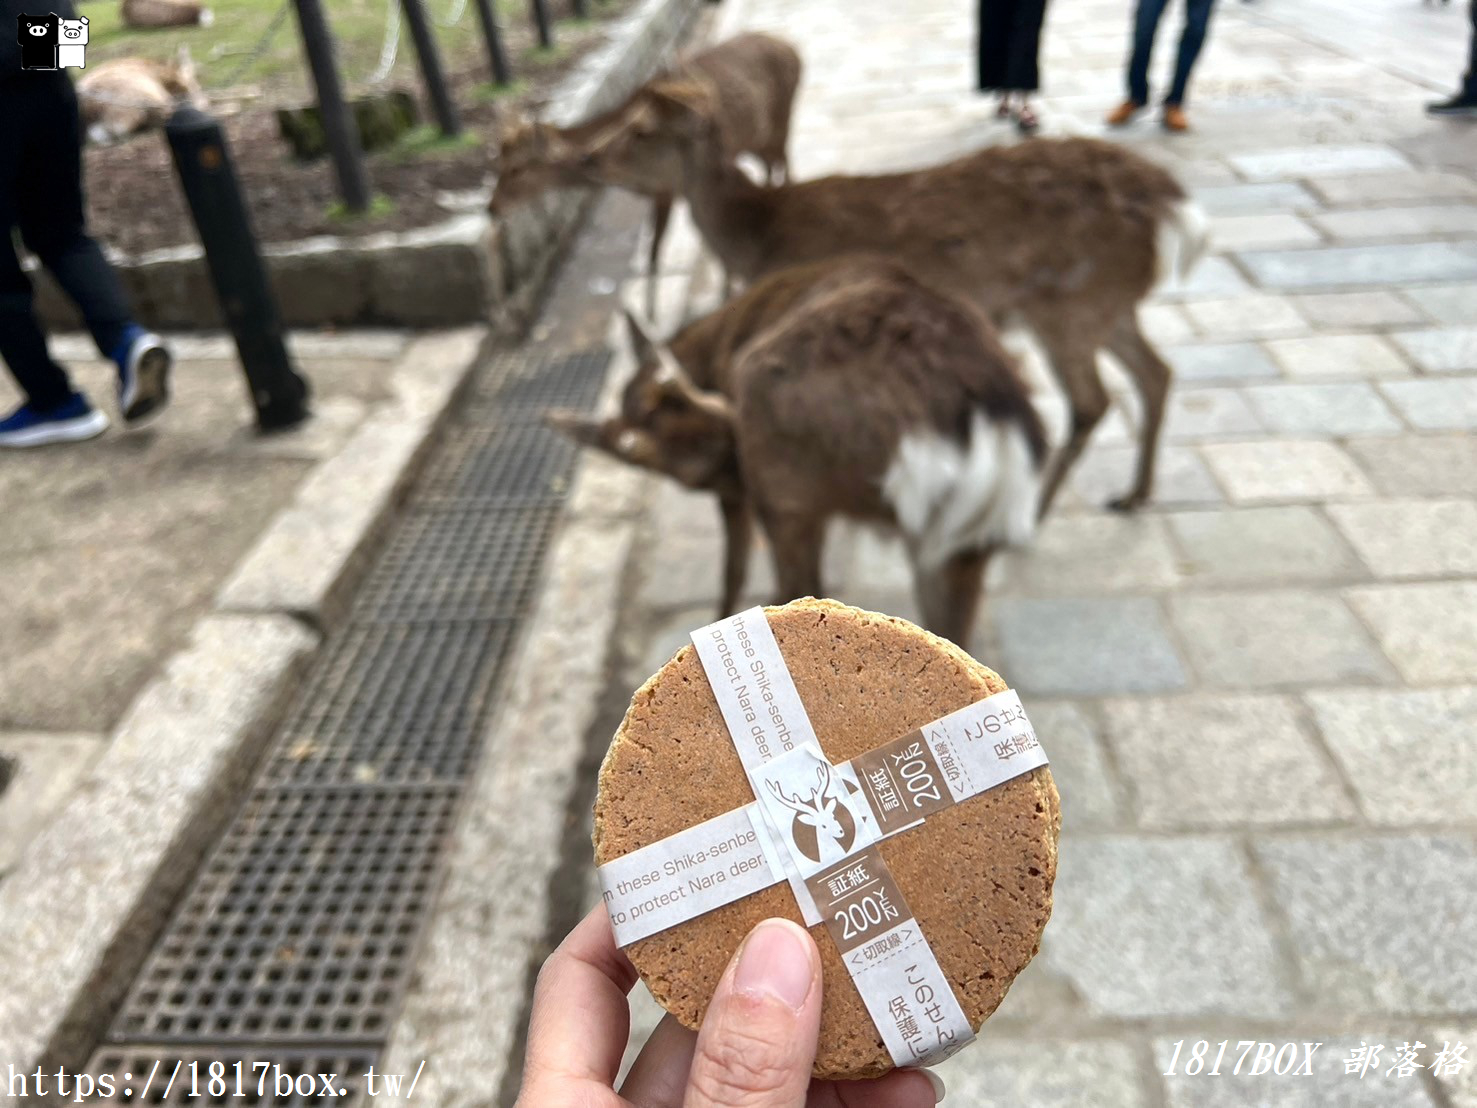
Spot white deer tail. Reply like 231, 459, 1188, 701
883, 411, 1042, 568
1154, 198, 1210, 288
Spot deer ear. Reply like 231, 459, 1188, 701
646, 77, 717, 120
543, 409, 607, 448
623, 307, 665, 379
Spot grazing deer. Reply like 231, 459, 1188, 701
78, 48, 207, 144
488, 32, 801, 315
582, 79, 1209, 515
548, 256, 1047, 645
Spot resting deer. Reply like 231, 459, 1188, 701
78, 48, 207, 144
548, 256, 1047, 646
583, 79, 1209, 515
488, 32, 800, 316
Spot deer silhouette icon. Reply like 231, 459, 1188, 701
766, 762, 856, 865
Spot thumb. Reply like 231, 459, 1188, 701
685, 918, 822, 1108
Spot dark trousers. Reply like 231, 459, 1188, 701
0, 74, 135, 412
1465, 0, 1477, 96
1127, 0, 1217, 106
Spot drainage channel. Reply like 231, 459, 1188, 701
82, 193, 646, 1106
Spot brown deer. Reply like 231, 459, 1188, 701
78, 48, 207, 144
548, 256, 1048, 645
488, 32, 801, 316
582, 79, 1209, 515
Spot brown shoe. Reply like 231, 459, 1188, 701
1105, 99, 1143, 126
1162, 104, 1190, 132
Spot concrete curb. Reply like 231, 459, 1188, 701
0, 615, 318, 1086
219, 326, 485, 627
33, 0, 703, 332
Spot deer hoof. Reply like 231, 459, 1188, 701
1107, 492, 1147, 513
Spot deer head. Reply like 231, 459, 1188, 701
546, 309, 739, 492
766, 764, 848, 863
582, 76, 722, 195
489, 114, 594, 215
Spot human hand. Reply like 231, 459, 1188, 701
516, 905, 945, 1107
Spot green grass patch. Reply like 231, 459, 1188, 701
383, 123, 481, 161
326, 193, 397, 221
471, 76, 529, 101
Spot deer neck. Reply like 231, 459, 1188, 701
678, 135, 771, 280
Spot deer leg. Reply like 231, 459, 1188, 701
644, 194, 673, 319
763, 509, 826, 604
915, 547, 994, 647
1036, 338, 1111, 519
717, 490, 753, 617
1104, 312, 1173, 512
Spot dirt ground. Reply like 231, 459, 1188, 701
83, 2, 633, 255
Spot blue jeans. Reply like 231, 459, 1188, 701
1127, 0, 1217, 106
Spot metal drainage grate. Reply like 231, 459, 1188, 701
89, 338, 615, 1097
86, 1048, 377, 1106
347, 506, 560, 623
470, 348, 612, 415
421, 422, 580, 504
108, 788, 459, 1045
263, 622, 517, 788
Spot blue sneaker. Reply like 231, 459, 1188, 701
0, 394, 109, 448
112, 326, 172, 424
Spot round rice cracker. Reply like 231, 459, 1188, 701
593, 597, 1060, 1080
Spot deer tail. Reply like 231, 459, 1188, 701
1154, 198, 1210, 287
883, 410, 1042, 568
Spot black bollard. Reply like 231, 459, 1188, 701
291, 0, 371, 212
165, 107, 311, 432
529, 0, 552, 47
401, 0, 462, 136
472, 0, 512, 85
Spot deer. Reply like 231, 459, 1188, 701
488, 32, 801, 316
547, 255, 1048, 646
767, 764, 852, 866
78, 47, 207, 145
579, 78, 1209, 516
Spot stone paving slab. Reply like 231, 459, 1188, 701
1345, 582, 1477, 685
1244, 381, 1402, 435
1400, 282, 1477, 323
1378, 377, 1477, 429
1346, 434, 1477, 496
1262, 333, 1411, 379
1239, 242, 1477, 290
1104, 694, 1354, 828
1229, 144, 1413, 180
1255, 836, 1477, 1015
1043, 837, 1291, 1019
937, 1039, 1149, 1108
1306, 170, 1477, 205
1286, 292, 1427, 331
1201, 440, 1375, 503
1167, 341, 1282, 382
1329, 499, 1477, 578
990, 597, 1188, 697
1390, 326, 1477, 373
1313, 205, 1477, 241
1307, 685, 1477, 825
1168, 505, 1367, 586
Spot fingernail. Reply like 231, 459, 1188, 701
732, 918, 815, 1011
921, 1068, 946, 1103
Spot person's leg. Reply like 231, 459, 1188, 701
1464, 0, 1477, 96
15, 75, 136, 361
0, 80, 78, 413
17, 74, 170, 422
1166, 0, 1217, 105
1127, 0, 1171, 104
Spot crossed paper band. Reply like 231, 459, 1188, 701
598, 607, 1049, 1067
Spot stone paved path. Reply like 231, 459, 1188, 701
591, 0, 1477, 1102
